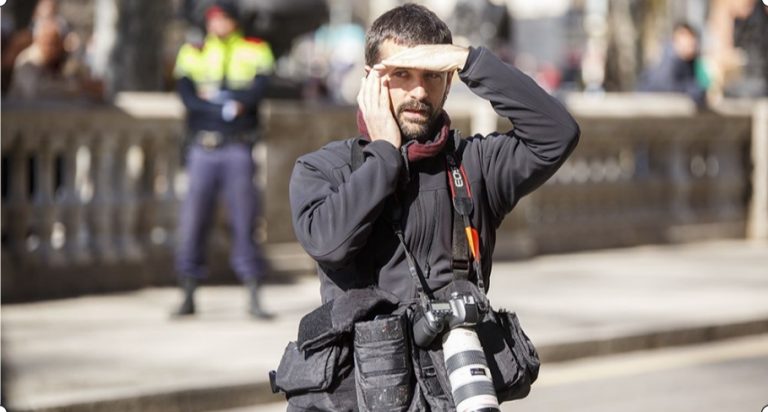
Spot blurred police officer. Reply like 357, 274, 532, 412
172, 0, 274, 319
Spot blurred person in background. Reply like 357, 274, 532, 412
172, 0, 275, 319
637, 22, 709, 107
2, 0, 64, 87
707, 0, 767, 99
6, 16, 101, 102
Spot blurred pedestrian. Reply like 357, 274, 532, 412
7, 17, 100, 102
172, 0, 275, 319
707, 0, 767, 99
637, 22, 709, 106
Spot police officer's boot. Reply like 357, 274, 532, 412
245, 277, 273, 320
173, 277, 197, 317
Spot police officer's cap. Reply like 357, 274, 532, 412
205, 0, 240, 22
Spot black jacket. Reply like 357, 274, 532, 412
289, 47, 580, 304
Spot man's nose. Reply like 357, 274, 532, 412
409, 79, 428, 100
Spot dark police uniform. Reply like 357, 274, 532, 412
173, 28, 274, 286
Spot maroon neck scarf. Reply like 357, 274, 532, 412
356, 110, 451, 162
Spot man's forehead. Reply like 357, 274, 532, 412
379, 39, 443, 62
377, 40, 447, 74
378, 39, 410, 60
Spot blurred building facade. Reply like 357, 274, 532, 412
2, 0, 766, 100
1, 0, 766, 302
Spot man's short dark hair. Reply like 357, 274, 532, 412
365, 4, 452, 66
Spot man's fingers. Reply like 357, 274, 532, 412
368, 70, 379, 109
356, 76, 366, 110
356, 69, 401, 147
364, 71, 378, 111
374, 70, 391, 112
359, 72, 379, 115
378, 76, 391, 111
359, 71, 388, 116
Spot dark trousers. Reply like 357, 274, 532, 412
175, 143, 265, 281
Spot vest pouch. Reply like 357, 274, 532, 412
353, 314, 414, 411
274, 340, 340, 394
476, 309, 540, 402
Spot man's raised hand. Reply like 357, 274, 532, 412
356, 69, 402, 149
376, 44, 470, 73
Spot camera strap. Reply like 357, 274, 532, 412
350, 138, 434, 304
390, 200, 435, 305
444, 135, 486, 294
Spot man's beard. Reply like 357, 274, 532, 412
395, 100, 441, 142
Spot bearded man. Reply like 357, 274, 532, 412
285, 3, 579, 410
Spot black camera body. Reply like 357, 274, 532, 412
412, 292, 501, 411
412, 292, 481, 348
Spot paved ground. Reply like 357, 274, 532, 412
510, 334, 768, 412
2, 240, 767, 412
227, 334, 768, 412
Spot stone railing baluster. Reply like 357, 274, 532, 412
0, 97, 758, 301
89, 130, 119, 263
46, 131, 69, 266
125, 137, 146, 260
60, 133, 93, 264
31, 130, 55, 262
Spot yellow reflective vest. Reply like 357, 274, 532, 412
174, 30, 274, 97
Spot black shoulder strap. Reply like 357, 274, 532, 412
445, 135, 471, 282
445, 132, 486, 294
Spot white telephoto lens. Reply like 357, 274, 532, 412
443, 327, 500, 412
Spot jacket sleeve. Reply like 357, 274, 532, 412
289, 140, 403, 269
460, 47, 580, 224
229, 74, 270, 111
176, 76, 224, 115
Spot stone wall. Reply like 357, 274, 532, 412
0, 94, 757, 301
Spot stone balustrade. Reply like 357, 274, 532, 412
0, 94, 758, 301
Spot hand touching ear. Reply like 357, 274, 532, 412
356, 69, 402, 149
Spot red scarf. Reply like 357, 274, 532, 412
356, 110, 451, 162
